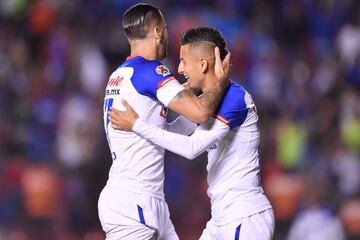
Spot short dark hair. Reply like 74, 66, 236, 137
180, 27, 228, 60
122, 3, 163, 39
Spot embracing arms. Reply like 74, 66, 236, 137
109, 100, 229, 159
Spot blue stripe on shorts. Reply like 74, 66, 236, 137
235, 224, 241, 240
137, 205, 145, 224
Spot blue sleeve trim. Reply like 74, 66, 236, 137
127, 58, 175, 101
215, 82, 249, 130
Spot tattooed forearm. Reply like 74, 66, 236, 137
199, 91, 217, 109
175, 90, 185, 101
199, 80, 228, 114
175, 88, 202, 102
183, 82, 202, 96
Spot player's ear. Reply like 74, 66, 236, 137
153, 25, 162, 40
200, 59, 208, 73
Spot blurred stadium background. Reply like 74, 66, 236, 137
0, 0, 359, 239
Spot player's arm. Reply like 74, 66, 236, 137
163, 83, 199, 135
133, 118, 227, 159
109, 100, 229, 160
165, 115, 197, 135
167, 47, 231, 123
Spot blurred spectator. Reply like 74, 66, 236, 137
339, 199, 360, 237
275, 115, 306, 169
265, 173, 304, 221
331, 145, 360, 197
287, 173, 345, 240
21, 163, 62, 239
78, 42, 107, 98
56, 95, 99, 169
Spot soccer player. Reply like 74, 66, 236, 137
109, 27, 275, 240
98, 4, 230, 240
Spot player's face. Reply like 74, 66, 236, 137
178, 44, 204, 91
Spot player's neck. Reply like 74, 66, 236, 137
129, 40, 158, 61
202, 73, 217, 92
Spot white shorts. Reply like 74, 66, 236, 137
200, 208, 275, 240
98, 185, 179, 240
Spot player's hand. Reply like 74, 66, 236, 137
214, 47, 232, 84
109, 100, 139, 132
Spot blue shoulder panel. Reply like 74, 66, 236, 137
215, 82, 249, 130
121, 56, 175, 101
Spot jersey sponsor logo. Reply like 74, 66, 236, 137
106, 89, 121, 95
107, 76, 124, 87
155, 65, 171, 77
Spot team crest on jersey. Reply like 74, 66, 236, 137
155, 65, 171, 77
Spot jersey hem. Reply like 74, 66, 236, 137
212, 204, 273, 225
106, 181, 165, 200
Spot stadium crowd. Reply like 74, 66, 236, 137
0, 0, 359, 239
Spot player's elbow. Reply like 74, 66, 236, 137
190, 109, 211, 124
183, 142, 204, 160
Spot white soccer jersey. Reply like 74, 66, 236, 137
103, 56, 184, 199
132, 81, 273, 224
